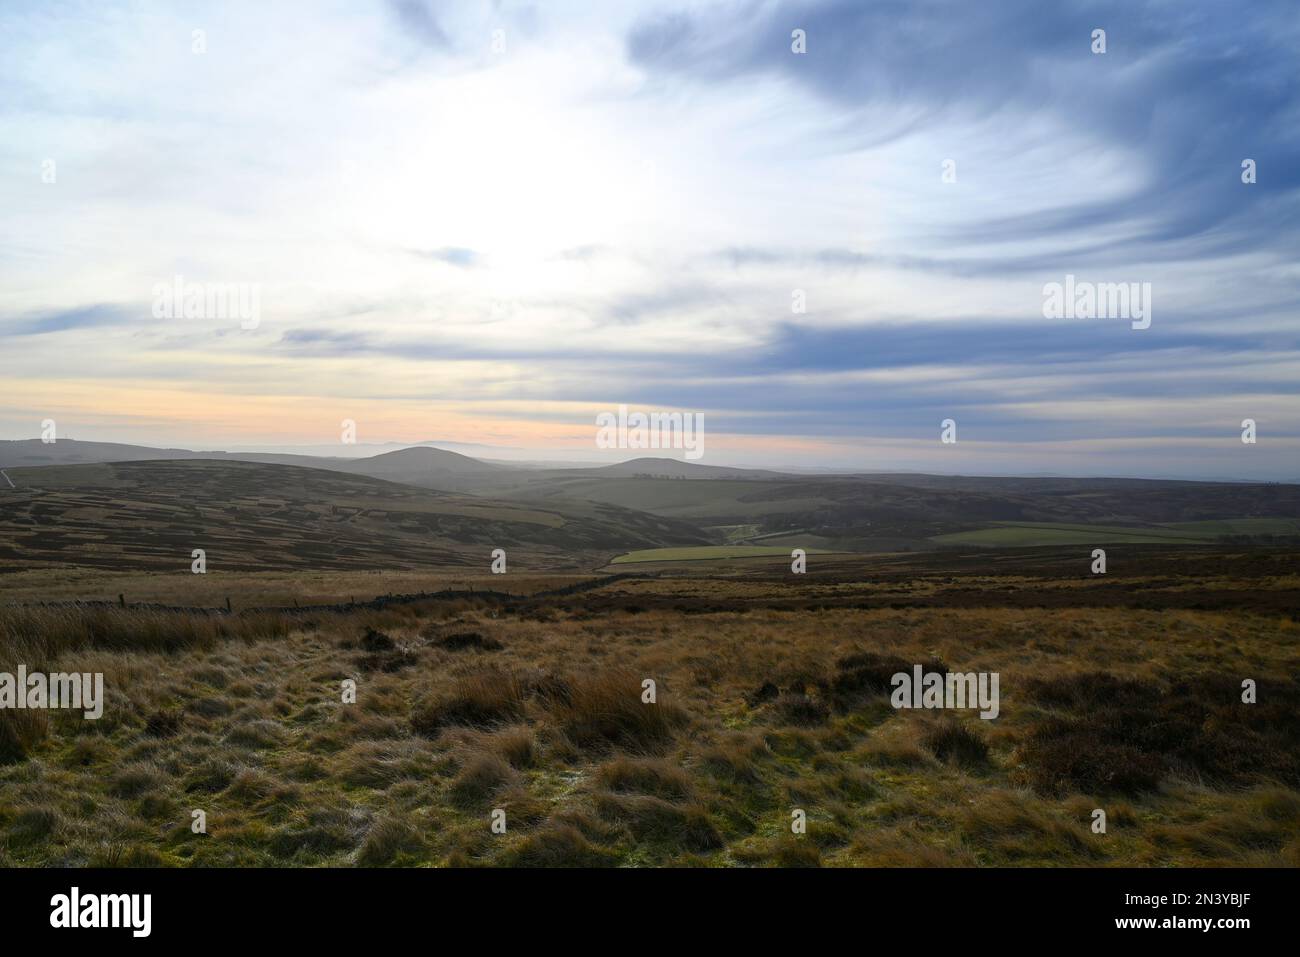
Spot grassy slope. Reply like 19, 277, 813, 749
490, 475, 1300, 553
0, 460, 710, 573
2, 552, 1298, 867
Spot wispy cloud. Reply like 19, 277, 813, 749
0, 1, 1295, 477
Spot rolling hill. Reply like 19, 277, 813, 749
488, 473, 1300, 552
3, 440, 1296, 556
0, 459, 709, 572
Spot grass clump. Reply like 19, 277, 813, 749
552, 669, 681, 751
593, 792, 723, 851
506, 823, 620, 867
596, 757, 694, 801
410, 670, 526, 734
921, 718, 990, 768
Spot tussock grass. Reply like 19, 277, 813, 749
357, 815, 425, 866
448, 752, 519, 807
0, 710, 48, 765
410, 670, 526, 734
0, 604, 289, 662
921, 718, 990, 768
1016, 670, 1300, 794
592, 793, 723, 850
506, 823, 620, 867
2, 563, 1298, 867
552, 668, 683, 751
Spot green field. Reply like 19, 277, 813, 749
931, 522, 1207, 547
930, 518, 1300, 548
611, 544, 828, 564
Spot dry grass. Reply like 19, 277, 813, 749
2, 559, 1298, 867
410, 670, 527, 735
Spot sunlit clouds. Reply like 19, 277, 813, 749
1, 1, 1297, 477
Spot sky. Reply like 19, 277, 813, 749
1, 0, 1297, 479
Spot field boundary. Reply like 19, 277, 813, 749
0, 572, 652, 618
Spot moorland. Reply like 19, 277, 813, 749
0, 440, 1296, 867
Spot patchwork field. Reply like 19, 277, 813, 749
2, 549, 1297, 867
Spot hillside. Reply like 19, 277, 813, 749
334, 446, 505, 490
0, 438, 352, 472
4, 440, 1296, 555
489, 474, 1300, 552
0, 460, 709, 572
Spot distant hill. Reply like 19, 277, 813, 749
0, 459, 709, 572
0, 438, 216, 468
0, 438, 350, 471
0, 438, 513, 492
4, 440, 1296, 557
485, 472, 1300, 552
336, 446, 504, 489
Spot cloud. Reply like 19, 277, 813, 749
0, 2, 1295, 477
629, 0, 1300, 261
2, 304, 135, 336
385, 0, 450, 48
408, 246, 480, 267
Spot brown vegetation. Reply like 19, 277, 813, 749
2, 551, 1298, 867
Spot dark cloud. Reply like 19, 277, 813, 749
629, 0, 1300, 261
